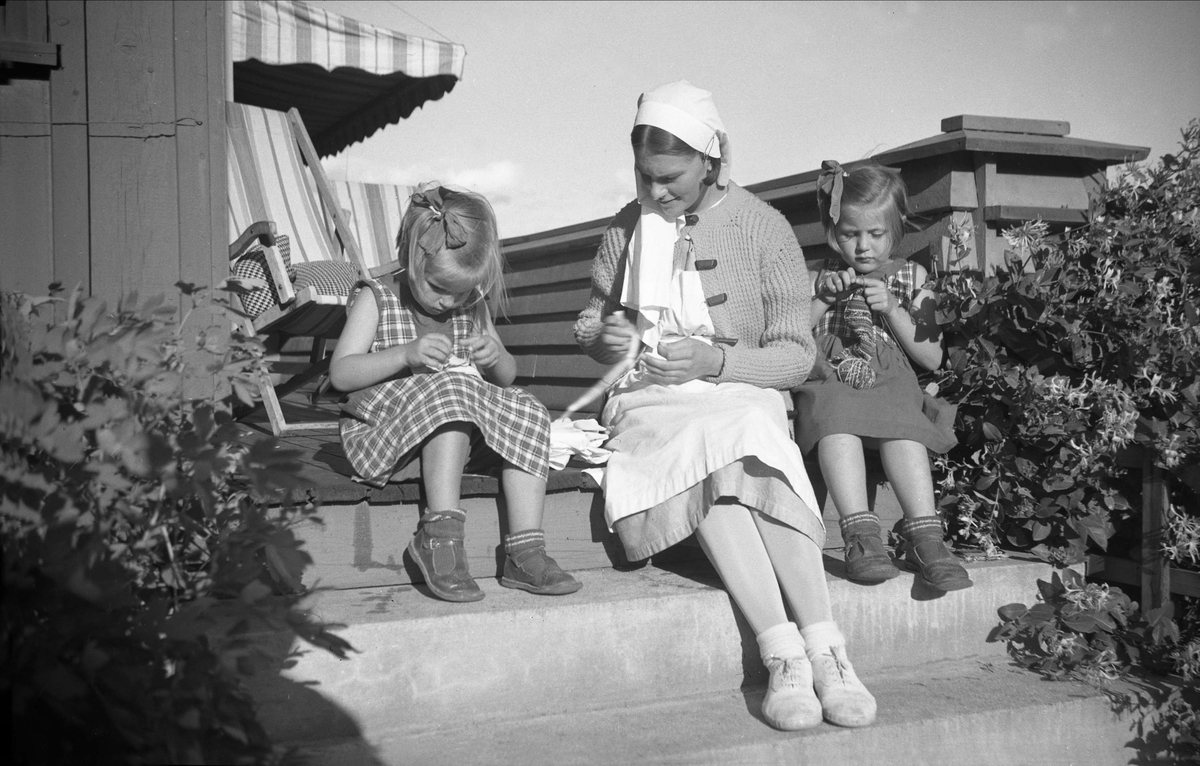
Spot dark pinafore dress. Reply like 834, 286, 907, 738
794, 259, 957, 455
339, 279, 550, 487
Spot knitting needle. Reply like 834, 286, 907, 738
557, 313, 641, 423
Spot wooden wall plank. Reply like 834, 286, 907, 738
85, 0, 175, 130
1, 0, 49, 42
85, 1, 182, 306
205, 1, 228, 293
49, 0, 90, 295
900, 155, 953, 215
972, 153, 997, 271
89, 136, 181, 304
941, 115, 1069, 137
174, 0, 214, 294
0, 73, 51, 125
504, 260, 593, 291
948, 167, 978, 210
0, 31, 53, 295
517, 383, 598, 414
0, 135, 54, 293
504, 287, 592, 318
48, 1, 86, 122
512, 352, 607, 380
50, 124, 90, 292
991, 171, 1092, 210
496, 322, 577, 348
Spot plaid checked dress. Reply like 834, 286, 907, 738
794, 259, 957, 456
339, 279, 550, 487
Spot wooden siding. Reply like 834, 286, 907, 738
499, 233, 608, 414
0, 0, 226, 307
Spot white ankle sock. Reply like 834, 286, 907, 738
800, 621, 845, 660
757, 621, 806, 661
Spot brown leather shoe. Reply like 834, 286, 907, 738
896, 517, 973, 592
501, 546, 581, 595
407, 510, 484, 603
839, 513, 900, 583
843, 532, 901, 583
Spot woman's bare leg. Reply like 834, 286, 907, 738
694, 501, 788, 634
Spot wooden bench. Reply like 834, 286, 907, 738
497, 218, 900, 553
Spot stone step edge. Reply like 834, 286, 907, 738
245, 555, 1066, 745
286, 656, 1148, 766
287, 553, 1047, 632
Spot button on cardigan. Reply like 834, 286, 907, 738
574, 183, 816, 403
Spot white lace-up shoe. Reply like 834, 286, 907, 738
761, 655, 823, 730
809, 645, 877, 727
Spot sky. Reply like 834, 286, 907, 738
314, 1, 1200, 240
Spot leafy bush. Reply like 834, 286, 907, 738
2, 284, 353, 765
928, 119, 1200, 566
991, 568, 1179, 682
992, 570, 1199, 762
931, 120, 1200, 762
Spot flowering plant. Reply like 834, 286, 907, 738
928, 120, 1200, 567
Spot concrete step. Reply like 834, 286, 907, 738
289, 464, 903, 591
288, 656, 1142, 766
247, 555, 1060, 746
293, 487, 624, 591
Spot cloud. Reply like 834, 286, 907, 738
323, 156, 522, 201
322, 154, 627, 238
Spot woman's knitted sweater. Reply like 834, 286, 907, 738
573, 183, 815, 394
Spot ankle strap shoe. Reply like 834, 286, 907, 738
500, 547, 581, 595
407, 517, 483, 603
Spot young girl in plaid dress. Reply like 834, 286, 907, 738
795, 162, 970, 593
330, 184, 581, 603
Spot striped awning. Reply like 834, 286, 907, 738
230, 0, 466, 157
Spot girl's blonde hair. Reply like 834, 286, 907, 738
817, 162, 911, 251
396, 184, 508, 316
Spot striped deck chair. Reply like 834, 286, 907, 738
227, 102, 366, 436
327, 180, 415, 278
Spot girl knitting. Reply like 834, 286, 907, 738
330, 184, 581, 603
795, 161, 971, 592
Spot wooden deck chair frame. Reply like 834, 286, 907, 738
328, 179, 415, 279
227, 104, 367, 436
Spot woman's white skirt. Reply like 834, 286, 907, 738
602, 381, 825, 561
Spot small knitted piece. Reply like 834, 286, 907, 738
837, 288, 877, 390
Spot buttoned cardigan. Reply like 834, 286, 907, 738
573, 183, 816, 402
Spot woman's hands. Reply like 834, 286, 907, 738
596, 313, 640, 364
642, 338, 723, 384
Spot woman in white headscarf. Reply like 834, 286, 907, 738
574, 81, 876, 731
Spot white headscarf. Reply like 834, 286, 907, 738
633, 80, 731, 187
621, 81, 732, 349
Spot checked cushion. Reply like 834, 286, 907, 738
292, 261, 359, 300
230, 234, 294, 318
